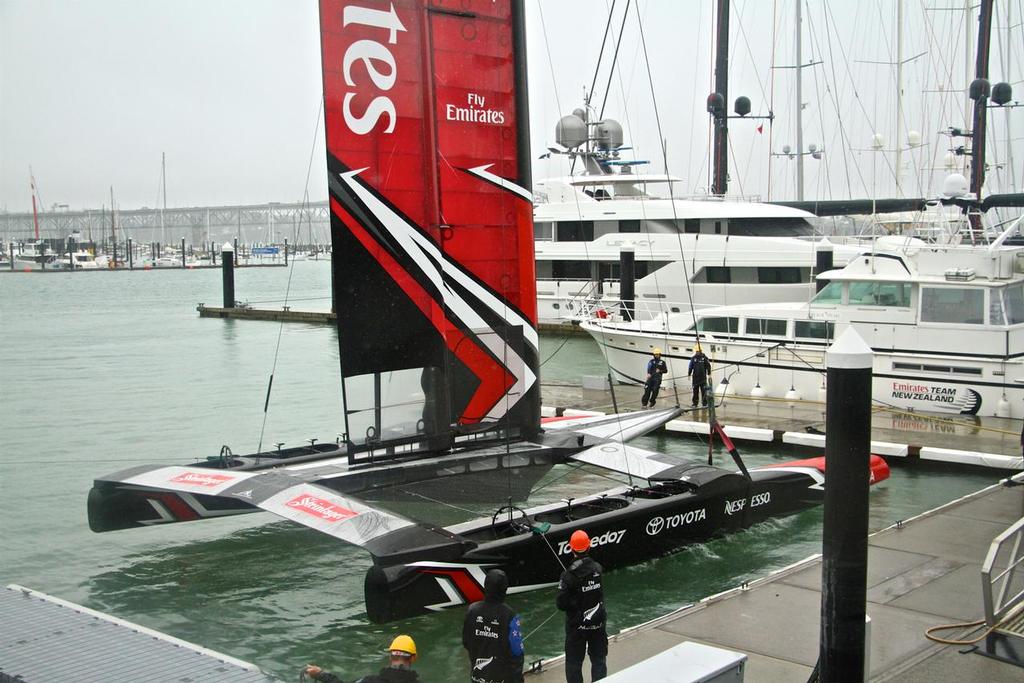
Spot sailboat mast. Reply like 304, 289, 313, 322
712, 0, 729, 195
795, 0, 803, 201
968, 0, 994, 241
161, 152, 167, 248
894, 0, 904, 196
30, 174, 40, 241
110, 186, 118, 266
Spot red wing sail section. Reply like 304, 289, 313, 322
319, 1, 538, 454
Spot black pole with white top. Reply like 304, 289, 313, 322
221, 242, 235, 309
619, 246, 635, 321
815, 241, 834, 293
819, 328, 873, 683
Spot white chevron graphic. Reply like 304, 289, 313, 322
339, 169, 537, 421
465, 164, 533, 203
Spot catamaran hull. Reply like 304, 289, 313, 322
363, 455, 889, 622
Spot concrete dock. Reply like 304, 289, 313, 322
525, 475, 1024, 681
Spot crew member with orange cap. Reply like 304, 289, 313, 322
304, 634, 421, 683
641, 348, 668, 408
556, 529, 608, 683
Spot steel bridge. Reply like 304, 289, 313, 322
0, 200, 331, 246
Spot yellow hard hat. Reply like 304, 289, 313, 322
653, 347, 662, 355
389, 634, 417, 660
694, 344, 702, 352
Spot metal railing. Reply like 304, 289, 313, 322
981, 512, 1024, 631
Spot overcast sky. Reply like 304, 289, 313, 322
1, 1, 1020, 213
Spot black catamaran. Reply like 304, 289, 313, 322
87, 0, 888, 623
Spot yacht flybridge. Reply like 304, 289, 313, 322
532, 110, 863, 322
584, 220, 1024, 418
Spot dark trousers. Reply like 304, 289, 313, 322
565, 628, 608, 683
691, 382, 707, 406
641, 381, 661, 406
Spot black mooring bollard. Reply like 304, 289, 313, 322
128, 238, 134, 269
181, 237, 186, 268
819, 328, 873, 683
9, 243, 13, 271
619, 246, 635, 321
221, 242, 235, 308
284, 238, 288, 266
815, 240, 834, 293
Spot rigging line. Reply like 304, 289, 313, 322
523, 609, 562, 642
767, 0, 777, 200
817, 3, 867, 199
598, 0, 632, 122
393, 488, 487, 517
255, 94, 324, 455
586, 0, 618, 113
732, 0, 774, 106
633, 2, 702, 349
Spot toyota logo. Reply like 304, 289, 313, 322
646, 516, 665, 536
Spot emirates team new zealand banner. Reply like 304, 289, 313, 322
319, 0, 538, 448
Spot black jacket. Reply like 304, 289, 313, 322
556, 555, 606, 632
463, 570, 524, 683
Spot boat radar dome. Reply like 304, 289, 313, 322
942, 173, 970, 198
556, 114, 587, 150
595, 119, 623, 151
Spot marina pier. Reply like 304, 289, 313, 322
525, 472, 1024, 681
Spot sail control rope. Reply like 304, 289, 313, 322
254, 95, 324, 456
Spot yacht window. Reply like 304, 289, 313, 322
893, 362, 982, 376
757, 267, 802, 284
534, 221, 554, 241
920, 287, 984, 324
728, 217, 815, 237
990, 289, 1007, 326
619, 220, 640, 233
811, 281, 843, 305
1005, 284, 1024, 324
744, 318, 788, 336
697, 317, 739, 333
684, 219, 699, 234
705, 267, 731, 284
848, 282, 910, 307
551, 261, 591, 279
795, 321, 834, 339
556, 221, 594, 242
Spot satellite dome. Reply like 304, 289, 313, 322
595, 119, 623, 150
556, 114, 587, 150
942, 173, 969, 198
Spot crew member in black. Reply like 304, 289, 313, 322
556, 530, 608, 683
641, 348, 668, 408
687, 345, 712, 407
304, 634, 421, 683
462, 569, 525, 683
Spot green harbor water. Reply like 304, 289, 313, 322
0, 262, 1002, 681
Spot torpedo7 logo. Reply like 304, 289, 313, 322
169, 472, 235, 488
557, 530, 626, 555
285, 494, 358, 523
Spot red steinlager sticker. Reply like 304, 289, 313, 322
285, 494, 357, 523
169, 472, 235, 487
